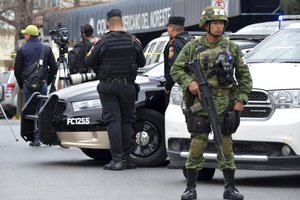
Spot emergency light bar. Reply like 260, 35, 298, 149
278, 15, 300, 28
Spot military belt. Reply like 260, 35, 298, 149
211, 88, 230, 97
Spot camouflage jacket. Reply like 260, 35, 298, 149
171, 35, 252, 111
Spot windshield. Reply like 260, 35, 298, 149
245, 28, 300, 63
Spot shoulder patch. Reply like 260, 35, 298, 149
168, 46, 174, 59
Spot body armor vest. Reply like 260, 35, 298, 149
197, 39, 234, 87
99, 32, 137, 81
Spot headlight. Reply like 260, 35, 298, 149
269, 90, 300, 108
72, 99, 102, 111
169, 85, 183, 105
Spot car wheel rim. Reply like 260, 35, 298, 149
132, 120, 160, 157
135, 131, 150, 146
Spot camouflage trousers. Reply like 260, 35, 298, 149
185, 132, 236, 171
185, 93, 237, 171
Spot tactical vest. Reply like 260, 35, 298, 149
197, 38, 234, 87
99, 32, 137, 81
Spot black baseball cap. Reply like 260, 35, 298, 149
106, 9, 122, 21
167, 16, 185, 26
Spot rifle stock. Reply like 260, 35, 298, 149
186, 60, 225, 161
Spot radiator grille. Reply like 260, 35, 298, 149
241, 90, 273, 119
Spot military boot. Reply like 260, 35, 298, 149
122, 151, 136, 169
223, 170, 244, 200
29, 131, 41, 146
181, 169, 198, 200
104, 152, 123, 171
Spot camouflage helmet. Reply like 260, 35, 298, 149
199, 6, 228, 28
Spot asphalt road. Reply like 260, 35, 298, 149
1, 119, 300, 200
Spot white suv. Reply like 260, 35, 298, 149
165, 23, 300, 180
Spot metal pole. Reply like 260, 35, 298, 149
0, 103, 19, 141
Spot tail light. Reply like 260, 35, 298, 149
6, 83, 16, 94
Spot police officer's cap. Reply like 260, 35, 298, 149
167, 16, 185, 26
107, 9, 122, 21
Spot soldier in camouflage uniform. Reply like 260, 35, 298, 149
171, 6, 252, 200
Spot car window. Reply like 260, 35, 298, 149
148, 40, 167, 64
143, 43, 150, 53
232, 40, 259, 56
245, 28, 300, 63
10, 74, 16, 83
144, 42, 157, 66
0, 72, 11, 84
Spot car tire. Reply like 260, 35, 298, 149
182, 167, 215, 181
131, 108, 167, 167
80, 148, 111, 161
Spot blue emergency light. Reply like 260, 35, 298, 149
278, 15, 300, 29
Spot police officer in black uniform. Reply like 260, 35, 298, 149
163, 16, 194, 106
85, 9, 146, 170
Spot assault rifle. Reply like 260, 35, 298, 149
186, 60, 225, 161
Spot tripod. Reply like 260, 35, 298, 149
56, 46, 70, 90
0, 103, 19, 141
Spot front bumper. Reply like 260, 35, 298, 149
21, 92, 108, 148
54, 106, 110, 148
57, 130, 110, 149
167, 140, 300, 170
165, 103, 300, 170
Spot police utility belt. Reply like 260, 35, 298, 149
101, 78, 134, 85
